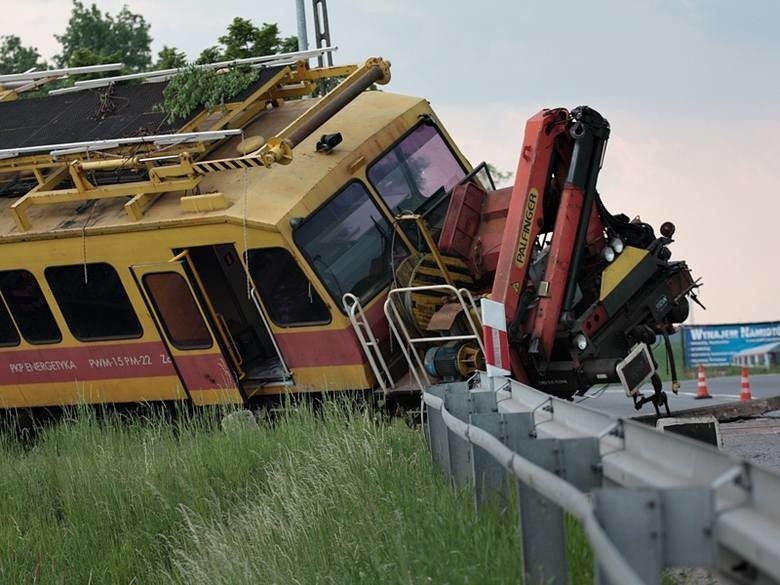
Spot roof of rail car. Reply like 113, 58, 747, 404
0, 90, 426, 240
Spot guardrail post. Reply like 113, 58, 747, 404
469, 391, 504, 511
559, 437, 601, 492
594, 488, 662, 585
444, 382, 472, 488
424, 384, 450, 475
593, 487, 715, 585
504, 423, 601, 585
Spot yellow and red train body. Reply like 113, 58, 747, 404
0, 64, 473, 409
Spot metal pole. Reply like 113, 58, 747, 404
284, 59, 388, 147
312, 0, 333, 67
295, 0, 309, 51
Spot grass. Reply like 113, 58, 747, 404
0, 402, 530, 584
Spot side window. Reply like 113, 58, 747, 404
294, 181, 402, 305
0, 270, 60, 344
45, 263, 142, 341
0, 297, 19, 347
367, 123, 466, 221
142, 272, 212, 349
247, 248, 330, 326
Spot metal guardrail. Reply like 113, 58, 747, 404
424, 374, 780, 585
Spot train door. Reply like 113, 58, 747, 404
131, 261, 244, 405
176, 244, 291, 387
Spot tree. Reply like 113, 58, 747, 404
0, 35, 47, 75
161, 17, 299, 120
195, 46, 223, 65
487, 163, 514, 187
55, 1, 151, 72
197, 18, 298, 63
155, 46, 187, 70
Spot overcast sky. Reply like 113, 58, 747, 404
2, 0, 778, 324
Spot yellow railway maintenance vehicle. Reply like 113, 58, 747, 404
0, 49, 697, 414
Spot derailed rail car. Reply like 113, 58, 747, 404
0, 57, 477, 407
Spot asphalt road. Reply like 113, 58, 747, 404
577, 373, 780, 419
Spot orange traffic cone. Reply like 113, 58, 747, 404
740, 368, 752, 401
695, 364, 712, 399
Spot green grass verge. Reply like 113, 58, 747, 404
0, 403, 528, 584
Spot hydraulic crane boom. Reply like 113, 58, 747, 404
485, 106, 696, 412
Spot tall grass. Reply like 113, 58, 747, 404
0, 402, 522, 584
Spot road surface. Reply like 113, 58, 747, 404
578, 373, 780, 419
580, 373, 780, 474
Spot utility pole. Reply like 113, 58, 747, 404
295, 0, 309, 51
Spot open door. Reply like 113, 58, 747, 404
177, 244, 291, 386
132, 261, 245, 405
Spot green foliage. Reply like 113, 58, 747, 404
55, 1, 151, 72
279, 34, 300, 54
165, 17, 299, 120
0, 35, 47, 75
155, 45, 187, 70
197, 17, 298, 63
196, 46, 223, 65
487, 162, 514, 186
160, 65, 260, 121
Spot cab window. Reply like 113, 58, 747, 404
0, 270, 60, 344
0, 297, 18, 346
46, 263, 142, 341
247, 248, 330, 326
294, 181, 401, 305
367, 122, 466, 224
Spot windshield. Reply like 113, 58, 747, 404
367, 123, 466, 219
294, 181, 405, 306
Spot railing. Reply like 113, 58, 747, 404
342, 293, 395, 394
424, 374, 780, 585
384, 284, 484, 391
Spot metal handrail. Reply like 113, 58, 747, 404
342, 293, 394, 394
384, 284, 485, 390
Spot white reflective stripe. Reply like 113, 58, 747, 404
482, 298, 511, 377
492, 327, 502, 365
481, 298, 506, 331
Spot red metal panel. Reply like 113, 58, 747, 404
274, 294, 388, 369
490, 109, 569, 379
275, 328, 366, 367
438, 182, 486, 261
175, 353, 236, 390
529, 182, 585, 360
492, 109, 568, 321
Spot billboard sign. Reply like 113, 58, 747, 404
682, 321, 780, 367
